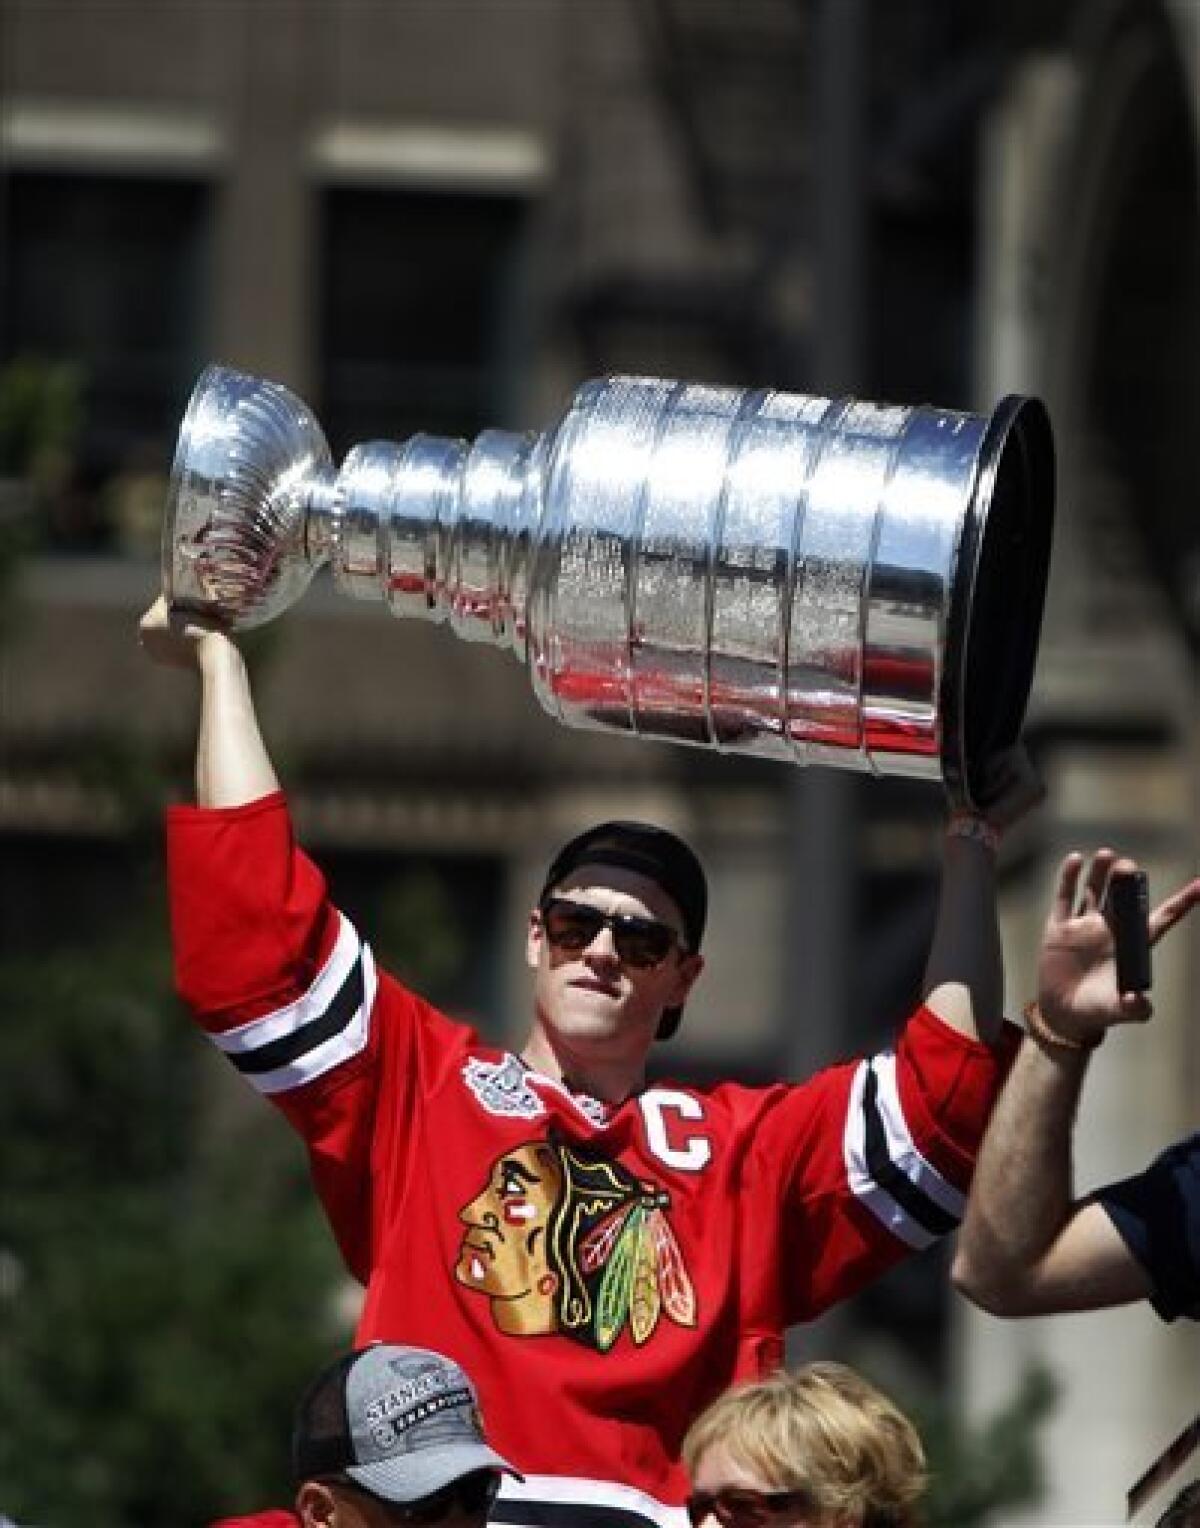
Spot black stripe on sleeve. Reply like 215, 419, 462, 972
230, 955, 364, 1076
861, 1062, 959, 1238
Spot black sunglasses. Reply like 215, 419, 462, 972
330, 1468, 501, 1524
539, 896, 683, 969
685, 1487, 816, 1528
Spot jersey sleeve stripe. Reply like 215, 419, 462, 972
843, 1053, 966, 1249
866, 1052, 969, 1217
208, 914, 377, 1096
231, 947, 376, 1096
212, 912, 363, 1052
231, 955, 364, 1076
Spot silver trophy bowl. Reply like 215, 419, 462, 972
163, 366, 1054, 808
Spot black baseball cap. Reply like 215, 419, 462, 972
539, 820, 707, 1040
292, 1344, 520, 1502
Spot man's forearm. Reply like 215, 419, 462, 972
952, 1035, 1090, 1306
195, 636, 280, 808
922, 833, 1004, 1043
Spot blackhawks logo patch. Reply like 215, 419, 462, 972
454, 1135, 697, 1352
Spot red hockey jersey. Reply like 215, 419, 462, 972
169, 793, 1013, 1528
211, 1514, 298, 1527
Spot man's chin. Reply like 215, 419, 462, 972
548, 1010, 650, 1050
555, 1016, 623, 1042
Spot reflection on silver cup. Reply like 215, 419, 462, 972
163, 367, 1054, 808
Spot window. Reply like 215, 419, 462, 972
318, 185, 531, 456
0, 171, 211, 552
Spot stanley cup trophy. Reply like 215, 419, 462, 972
163, 367, 1054, 810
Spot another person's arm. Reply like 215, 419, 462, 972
951, 1040, 1152, 1314
951, 851, 1200, 1316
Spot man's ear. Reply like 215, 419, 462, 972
670, 951, 704, 1006
526, 907, 544, 971
296, 1480, 337, 1527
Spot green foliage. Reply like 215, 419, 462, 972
0, 878, 347, 1526
75, 731, 178, 840
917, 1363, 1058, 1528
0, 356, 83, 638
0, 473, 34, 651
374, 865, 469, 997
0, 356, 82, 482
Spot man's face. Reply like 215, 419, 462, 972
297, 1474, 497, 1528
525, 866, 703, 1062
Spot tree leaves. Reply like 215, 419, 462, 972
0, 899, 346, 1525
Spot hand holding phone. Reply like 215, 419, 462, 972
1106, 869, 1152, 994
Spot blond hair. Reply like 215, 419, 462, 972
682, 1363, 927, 1528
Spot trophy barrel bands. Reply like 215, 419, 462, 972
528, 376, 681, 736
525, 376, 1054, 804
851, 402, 987, 782
163, 365, 335, 630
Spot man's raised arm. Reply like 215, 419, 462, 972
920, 817, 1005, 1045
139, 595, 278, 807
920, 750, 1044, 1046
139, 596, 401, 1287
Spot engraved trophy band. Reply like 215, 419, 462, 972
163, 366, 1054, 809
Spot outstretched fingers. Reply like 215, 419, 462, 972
1148, 876, 1200, 945
1053, 853, 1086, 923
1079, 848, 1118, 916
1063, 849, 1118, 916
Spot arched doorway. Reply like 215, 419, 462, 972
1050, 0, 1200, 663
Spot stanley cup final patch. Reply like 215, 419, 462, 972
463, 1056, 548, 1121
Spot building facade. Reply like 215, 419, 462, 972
970, 1, 1200, 1520
2, 1, 1196, 1520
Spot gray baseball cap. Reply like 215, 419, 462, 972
292, 1344, 521, 1504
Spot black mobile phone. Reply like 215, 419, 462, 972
1106, 870, 1152, 993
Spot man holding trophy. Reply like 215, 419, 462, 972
143, 365, 1056, 1528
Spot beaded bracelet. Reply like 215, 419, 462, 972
946, 812, 1001, 854
1023, 1000, 1104, 1052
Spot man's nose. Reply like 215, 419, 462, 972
582, 922, 620, 961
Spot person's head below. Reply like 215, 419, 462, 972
524, 820, 707, 1086
682, 1363, 927, 1528
290, 1344, 519, 1528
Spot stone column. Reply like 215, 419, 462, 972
213, 0, 324, 390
